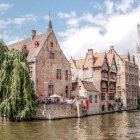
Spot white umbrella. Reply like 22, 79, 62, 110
49, 94, 61, 98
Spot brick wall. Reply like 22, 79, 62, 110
36, 32, 72, 97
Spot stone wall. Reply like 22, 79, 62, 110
35, 104, 77, 120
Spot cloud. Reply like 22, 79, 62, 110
0, 3, 12, 13
115, 0, 134, 13
44, 15, 49, 21
0, 14, 37, 44
7, 36, 23, 45
104, 0, 114, 15
58, 11, 76, 19
58, 0, 140, 59
13, 14, 37, 26
0, 14, 37, 29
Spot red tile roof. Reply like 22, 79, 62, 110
73, 52, 105, 68
8, 32, 50, 62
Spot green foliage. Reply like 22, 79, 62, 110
137, 96, 140, 110
0, 42, 37, 120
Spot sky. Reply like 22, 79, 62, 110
0, 0, 140, 59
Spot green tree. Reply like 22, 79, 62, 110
0, 42, 37, 120
137, 96, 140, 110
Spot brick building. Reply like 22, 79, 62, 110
8, 20, 72, 98
70, 49, 117, 112
108, 46, 138, 109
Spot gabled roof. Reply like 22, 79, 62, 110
82, 81, 98, 92
72, 59, 85, 68
93, 52, 105, 68
8, 32, 50, 63
107, 53, 113, 67
72, 52, 105, 69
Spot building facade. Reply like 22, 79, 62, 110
108, 46, 138, 109
70, 49, 117, 112
71, 79, 100, 115
8, 20, 72, 98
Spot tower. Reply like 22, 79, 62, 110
136, 23, 140, 80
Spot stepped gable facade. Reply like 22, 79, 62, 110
70, 49, 117, 112
108, 46, 138, 109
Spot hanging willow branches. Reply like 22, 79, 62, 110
0, 42, 37, 120
137, 97, 140, 110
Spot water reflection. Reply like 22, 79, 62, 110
0, 111, 140, 140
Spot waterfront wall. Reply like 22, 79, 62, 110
35, 104, 77, 120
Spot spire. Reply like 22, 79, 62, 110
137, 23, 140, 46
133, 55, 135, 64
47, 11, 53, 32
128, 52, 130, 62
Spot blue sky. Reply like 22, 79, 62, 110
1, 0, 140, 58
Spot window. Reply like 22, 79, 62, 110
102, 72, 108, 78
101, 82, 107, 88
50, 42, 53, 48
65, 70, 68, 80
95, 95, 98, 103
110, 83, 115, 89
56, 69, 61, 79
34, 41, 39, 48
50, 52, 54, 59
101, 93, 105, 100
109, 93, 114, 100
110, 73, 116, 79
48, 85, 54, 96
66, 86, 69, 98
89, 95, 92, 103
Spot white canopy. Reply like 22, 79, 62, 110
49, 94, 61, 98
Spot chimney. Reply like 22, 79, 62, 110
110, 46, 114, 49
87, 49, 94, 68
31, 29, 36, 40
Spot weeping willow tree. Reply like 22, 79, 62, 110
0, 42, 37, 120
137, 97, 140, 110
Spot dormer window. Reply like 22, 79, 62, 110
21, 45, 29, 57
34, 41, 39, 48
50, 42, 53, 48
22, 45, 26, 49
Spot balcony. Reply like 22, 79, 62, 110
101, 88, 108, 92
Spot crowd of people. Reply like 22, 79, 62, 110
38, 96, 74, 105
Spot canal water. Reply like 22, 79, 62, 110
0, 111, 140, 140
